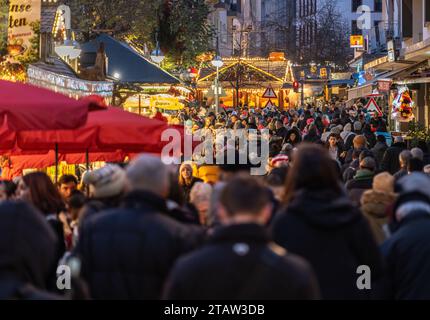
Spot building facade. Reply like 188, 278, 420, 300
260, 0, 296, 59
208, 0, 263, 57
295, 0, 317, 62
348, 0, 430, 130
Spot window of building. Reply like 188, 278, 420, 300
352, 0, 363, 12
374, 0, 382, 12
299, 0, 302, 18
352, 20, 362, 35
374, 21, 381, 44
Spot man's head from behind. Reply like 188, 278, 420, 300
218, 177, 272, 225
58, 174, 78, 200
411, 147, 424, 161
376, 134, 386, 144
359, 157, 376, 172
353, 135, 367, 149
126, 155, 170, 198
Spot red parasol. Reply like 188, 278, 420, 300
16, 107, 183, 153
0, 80, 102, 130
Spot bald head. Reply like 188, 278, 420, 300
126, 155, 170, 197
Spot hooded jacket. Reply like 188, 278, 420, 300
272, 189, 385, 299
345, 169, 375, 207
76, 190, 205, 299
360, 190, 396, 244
0, 202, 59, 299
163, 224, 320, 300
380, 142, 407, 174
381, 193, 430, 299
371, 141, 388, 168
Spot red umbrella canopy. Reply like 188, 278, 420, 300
0, 80, 99, 130
87, 107, 183, 153
16, 107, 184, 154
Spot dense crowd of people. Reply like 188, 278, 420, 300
1, 100, 430, 300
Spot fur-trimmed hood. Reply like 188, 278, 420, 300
361, 190, 397, 218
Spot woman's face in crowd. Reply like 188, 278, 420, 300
290, 133, 296, 141
16, 179, 30, 202
181, 165, 193, 180
329, 136, 338, 147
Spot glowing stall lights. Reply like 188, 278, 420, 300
27, 65, 114, 98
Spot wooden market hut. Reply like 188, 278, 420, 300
196, 56, 296, 109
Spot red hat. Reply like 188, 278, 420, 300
271, 154, 289, 166
306, 118, 314, 126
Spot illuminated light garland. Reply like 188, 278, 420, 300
27, 65, 114, 97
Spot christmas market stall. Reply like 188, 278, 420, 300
196, 53, 296, 109
80, 34, 191, 115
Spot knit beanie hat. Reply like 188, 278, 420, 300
83, 164, 127, 199
330, 126, 341, 135
343, 123, 352, 133
353, 121, 362, 132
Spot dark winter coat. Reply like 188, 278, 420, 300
345, 169, 375, 207
0, 202, 59, 299
382, 209, 430, 299
393, 168, 408, 181
364, 131, 377, 149
343, 159, 359, 182
380, 142, 407, 174
272, 189, 385, 299
344, 132, 357, 153
45, 216, 66, 264
163, 223, 320, 300
76, 190, 205, 300
371, 142, 388, 168
180, 177, 203, 203
275, 126, 289, 141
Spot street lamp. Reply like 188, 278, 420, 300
150, 32, 165, 65
211, 37, 223, 114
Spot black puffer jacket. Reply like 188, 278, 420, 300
76, 190, 205, 300
163, 224, 320, 300
272, 189, 385, 299
0, 202, 59, 299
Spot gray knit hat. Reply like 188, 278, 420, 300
83, 164, 127, 198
